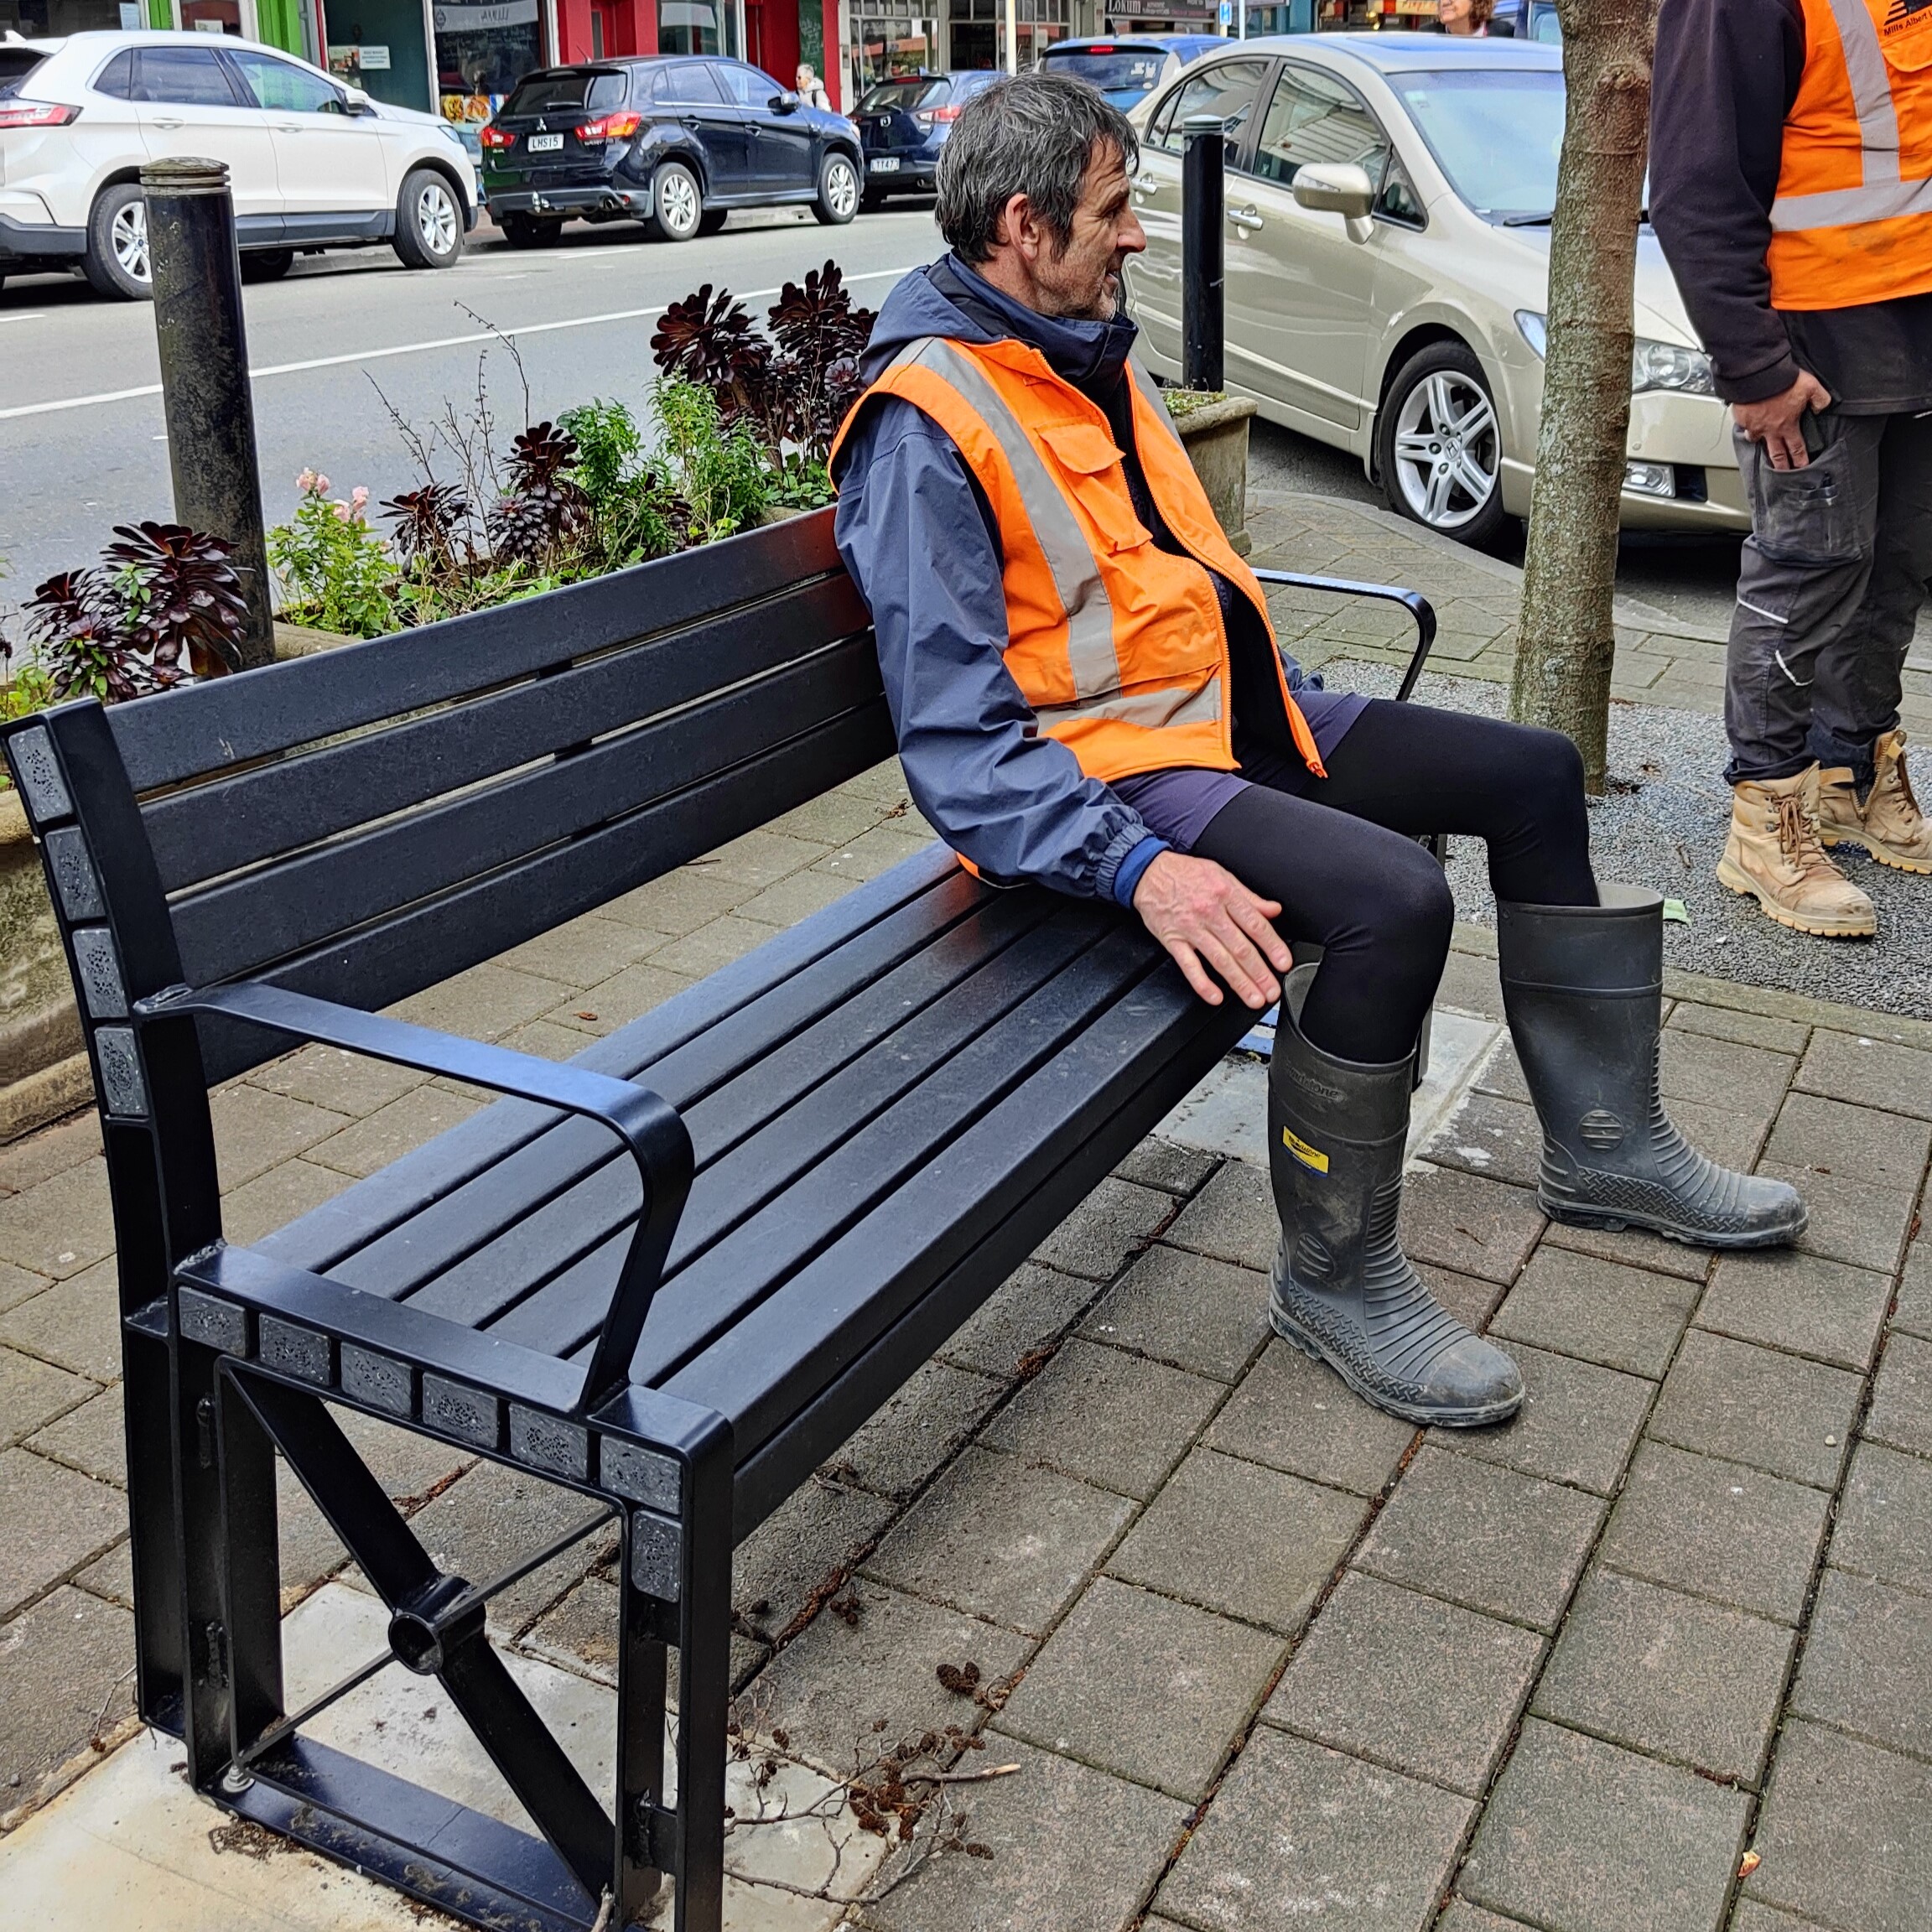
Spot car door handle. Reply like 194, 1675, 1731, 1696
153, 116, 184, 129
1228, 204, 1265, 231
1131, 172, 1160, 194
275, 122, 301, 133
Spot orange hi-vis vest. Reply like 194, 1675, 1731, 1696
1768, 0, 1932, 309
830, 334, 1325, 787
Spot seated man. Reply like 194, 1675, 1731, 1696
829, 72, 1805, 1428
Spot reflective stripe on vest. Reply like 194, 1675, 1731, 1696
885, 337, 1123, 707
1768, 0, 1932, 307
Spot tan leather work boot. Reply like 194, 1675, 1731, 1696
1816, 731, 1932, 875
1717, 766, 1877, 937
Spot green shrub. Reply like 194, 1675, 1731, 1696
652, 377, 770, 543
267, 471, 399, 638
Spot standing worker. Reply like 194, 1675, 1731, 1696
1649, 0, 1932, 938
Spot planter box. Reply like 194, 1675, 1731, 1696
1169, 392, 1258, 558
0, 789, 90, 1141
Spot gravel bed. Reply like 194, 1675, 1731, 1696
1327, 658, 1932, 1022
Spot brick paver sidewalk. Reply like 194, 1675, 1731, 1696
0, 501, 1926, 1931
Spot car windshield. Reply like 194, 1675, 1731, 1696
1042, 47, 1169, 96
1385, 68, 1564, 222
501, 70, 626, 116
858, 77, 948, 112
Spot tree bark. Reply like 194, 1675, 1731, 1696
1508, 0, 1657, 792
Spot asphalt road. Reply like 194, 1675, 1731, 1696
0, 205, 941, 604
2, 200, 1743, 632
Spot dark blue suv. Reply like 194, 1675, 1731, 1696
481, 58, 862, 246
1037, 36, 1223, 112
855, 70, 1005, 208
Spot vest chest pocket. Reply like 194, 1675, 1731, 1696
1036, 422, 1149, 553
1877, 0, 1932, 73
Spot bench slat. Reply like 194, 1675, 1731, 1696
392, 893, 1064, 1327
255, 845, 963, 1275
284, 859, 985, 1291
192, 700, 897, 1084
669, 963, 1239, 1456
608, 926, 1161, 1386
143, 576, 870, 894
108, 511, 844, 791
476, 905, 1109, 1354
173, 639, 879, 988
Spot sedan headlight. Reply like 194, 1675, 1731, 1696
1514, 312, 1715, 397
1630, 337, 1715, 395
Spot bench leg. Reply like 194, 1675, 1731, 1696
617, 1576, 669, 1922
175, 1331, 279, 1791
672, 1431, 733, 1932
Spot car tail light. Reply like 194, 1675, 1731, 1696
479, 123, 515, 148
912, 104, 960, 129
0, 99, 80, 129
576, 111, 642, 142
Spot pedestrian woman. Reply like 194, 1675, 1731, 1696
1438, 0, 1493, 33
796, 62, 832, 109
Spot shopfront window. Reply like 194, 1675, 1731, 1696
851, 12, 933, 91
433, 0, 545, 128
659, 0, 740, 56
0, 0, 131, 32
945, 0, 1067, 75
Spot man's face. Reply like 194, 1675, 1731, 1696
1034, 141, 1146, 321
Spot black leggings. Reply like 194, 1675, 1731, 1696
1191, 700, 1597, 1064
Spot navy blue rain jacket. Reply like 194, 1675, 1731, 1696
831, 261, 1167, 906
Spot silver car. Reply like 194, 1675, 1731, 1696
1124, 34, 1748, 545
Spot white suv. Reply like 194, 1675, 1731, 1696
0, 30, 478, 299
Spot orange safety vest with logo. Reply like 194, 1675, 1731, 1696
829, 334, 1325, 789
1768, 0, 1932, 309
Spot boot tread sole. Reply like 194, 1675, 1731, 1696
1268, 1302, 1523, 1429
1818, 828, 1932, 875
1541, 1199, 1806, 1249
1716, 858, 1876, 937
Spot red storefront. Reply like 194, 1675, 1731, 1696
548, 0, 847, 104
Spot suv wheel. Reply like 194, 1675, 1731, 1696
393, 169, 464, 270
652, 161, 703, 242
501, 211, 564, 249
1376, 341, 1506, 547
814, 151, 860, 226
84, 182, 152, 301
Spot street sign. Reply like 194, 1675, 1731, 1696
1218, 0, 1232, 22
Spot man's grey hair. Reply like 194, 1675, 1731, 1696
935, 71, 1140, 263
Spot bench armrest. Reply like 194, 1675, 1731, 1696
133, 980, 693, 1414
1249, 568, 1438, 704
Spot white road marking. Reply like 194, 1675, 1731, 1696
0, 312, 47, 324
0, 264, 922, 424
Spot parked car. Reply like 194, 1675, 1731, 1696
1039, 34, 1223, 112
0, 30, 477, 299
1491, 0, 1563, 41
1124, 35, 1746, 543
480, 57, 862, 246
854, 69, 1003, 208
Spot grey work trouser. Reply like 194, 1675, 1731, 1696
1724, 408, 1932, 787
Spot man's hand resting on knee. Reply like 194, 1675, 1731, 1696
1131, 851, 1292, 1010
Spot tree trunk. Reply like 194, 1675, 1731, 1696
1508, 0, 1657, 792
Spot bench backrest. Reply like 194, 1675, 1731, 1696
4, 508, 891, 1097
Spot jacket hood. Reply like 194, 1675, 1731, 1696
860, 256, 1140, 396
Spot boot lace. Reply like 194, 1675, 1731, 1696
1771, 790, 1839, 881
1878, 745, 1924, 823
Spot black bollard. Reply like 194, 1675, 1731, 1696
1181, 113, 1225, 394
141, 158, 274, 670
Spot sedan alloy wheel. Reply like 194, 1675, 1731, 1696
112, 197, 150, 286
1390, 366, 1499, 533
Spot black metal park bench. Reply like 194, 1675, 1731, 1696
3, 508, 1434, 1932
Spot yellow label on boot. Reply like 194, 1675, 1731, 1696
1281, 1127, 1329, 1174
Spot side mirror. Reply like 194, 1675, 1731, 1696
343, 86, 377, 117
770, 90, 801, 112
1291, 161, 1375, 221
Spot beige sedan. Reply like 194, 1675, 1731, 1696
1123, 34, 1747, 546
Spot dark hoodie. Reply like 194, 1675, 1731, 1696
832, 256, 1360, 906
